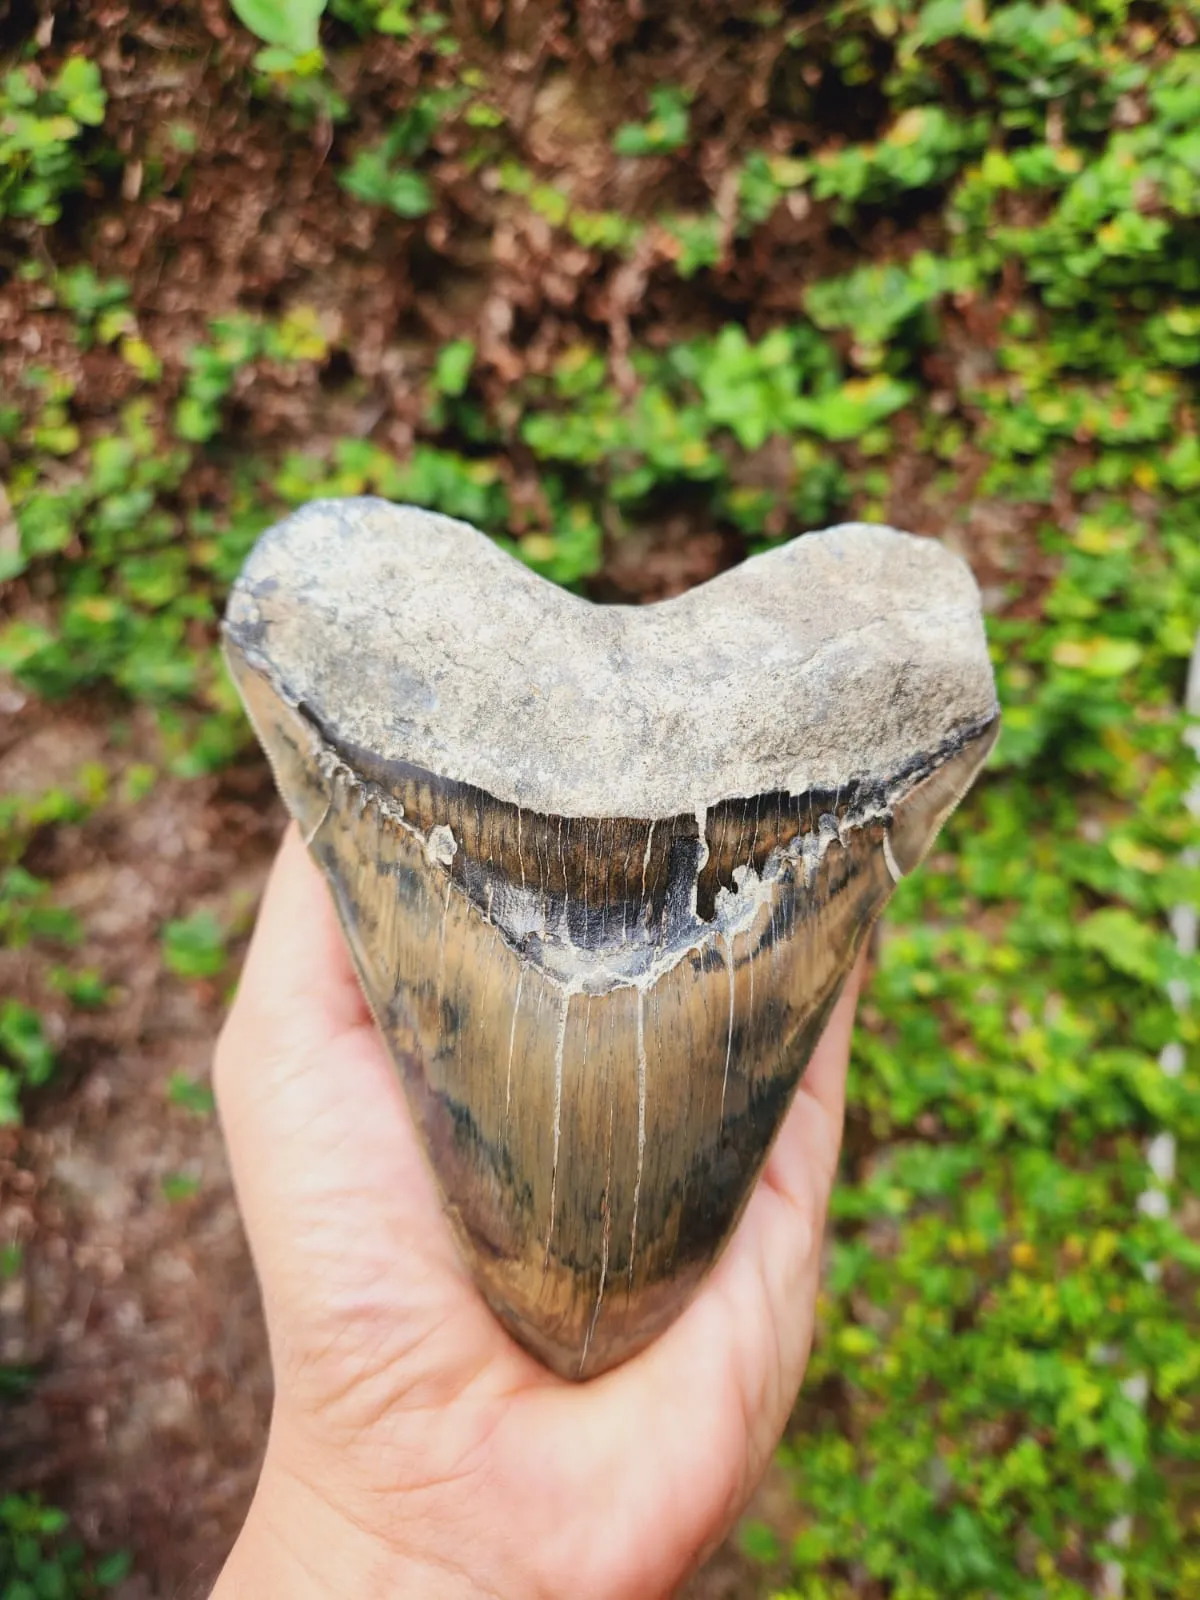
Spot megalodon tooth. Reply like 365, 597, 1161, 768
223, 498, 999, 1380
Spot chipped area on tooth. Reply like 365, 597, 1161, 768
694, 805, 709, 868
426, 822, 458, 867
882, 831, 905, 884
301, 702, 946, 1022
301, 793, 332, 846
800, 832, 822, 888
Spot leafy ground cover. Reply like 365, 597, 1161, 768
1, 0, 1199, 1594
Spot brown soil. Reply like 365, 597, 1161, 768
0, 694, 279, 1597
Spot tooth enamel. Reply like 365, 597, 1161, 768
224, 497, 999, 1380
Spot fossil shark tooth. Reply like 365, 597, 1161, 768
223, 498, 999, 1380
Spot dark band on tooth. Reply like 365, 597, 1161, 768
291, 699, 996, 936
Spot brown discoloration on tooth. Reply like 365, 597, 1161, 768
224, 499, 1000, 1379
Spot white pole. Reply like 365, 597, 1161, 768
1099, 628, 1200, 1597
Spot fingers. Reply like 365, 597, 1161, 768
213, 822, 387, 1218
221, 822, 368, 1063
213, 827, 485, 1377
793, 951, 863, 1158
214, 821, 402, 1228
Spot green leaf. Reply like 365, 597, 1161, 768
1051, 636, 1143, 677
434, 339, 475, 397
339, 146, 433, 216
253, 44, 307, 72
54, 57, 107, 126
739, 1520, 782, 1564
174, 395, 218, 443
791, 375, 914, 441
95, 1548, 134, 1585
161, 910, 228, 980
230, 0, 326, 53
0, 1002, 56, 1094
161, 1171, 202, 1202
385, 169, 433, 217
1077, 908, 1188, 992
614, 85, 691, 156
166, 1072, 216, 1115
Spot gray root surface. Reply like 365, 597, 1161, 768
224, 498, 998, 819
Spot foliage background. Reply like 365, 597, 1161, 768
1, 0, 1199, 1594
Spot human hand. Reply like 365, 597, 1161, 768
211, 823, 862, 1600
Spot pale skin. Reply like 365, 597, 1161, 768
211, 824, 863, 1600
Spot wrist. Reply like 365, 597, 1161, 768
213, 1450, 481, 1600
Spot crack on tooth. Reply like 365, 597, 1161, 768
426, 822, 458, 867
435, 874, 452, 1009
504, 967, 523, 1138
629, 989, 647, 1288
640, 820, 655, 905
720, 932, 735, 1132
544, 991, 570, 1274
580, 1081, 615, 1379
